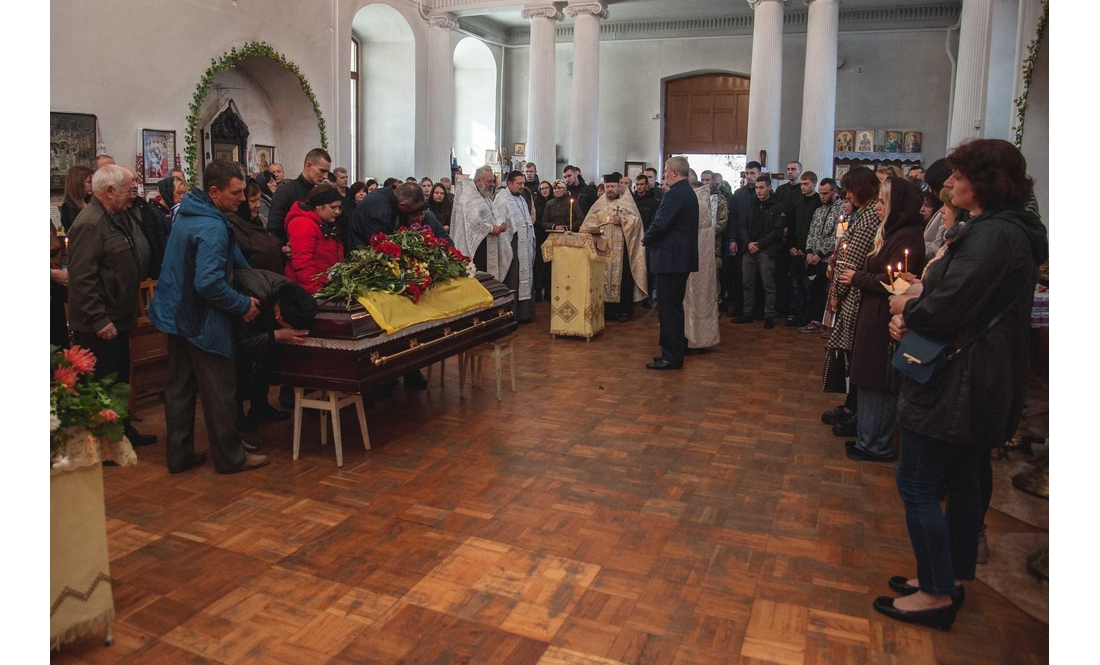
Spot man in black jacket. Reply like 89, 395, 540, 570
733, 174, 786, 328
523, 162, 540, 197
266, 148, 331, 243
564, 165, 598, 217
785, 171, 823, 327
643, 156, 699, 370
120, 166, 166, 280
773, 160, 803, 317
345, 183, 450, 251
632, 174, 661, 307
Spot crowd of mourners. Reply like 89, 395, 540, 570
49, 137, 1047, 633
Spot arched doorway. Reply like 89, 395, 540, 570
187, 47, 326, 182
663, 72, 750, 175
352, 3, 415, 181
453, 37, 497, 177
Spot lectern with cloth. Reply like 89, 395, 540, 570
541, 231, 607, 340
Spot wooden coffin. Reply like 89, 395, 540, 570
272, 273, 516, 393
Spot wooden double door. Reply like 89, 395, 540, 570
664, 73, 750, 156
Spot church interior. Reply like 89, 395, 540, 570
46, 0, 1053, 663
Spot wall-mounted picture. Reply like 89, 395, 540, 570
255, 144, 276, 173
855, 130, 875, 153
834, 164, 850, 180
624, 161, 646, 181
50, 112, 97, 189
903, 131, 922, 153
142, 129, 176, 184
883, 131, 902, 153
834, 130, 854, 152
512, 142, 526, 158
485, 148, 500, 166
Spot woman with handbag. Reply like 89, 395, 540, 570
835, 176, 925, 462
877, 139, 1048, 630
821, 168, 881, 433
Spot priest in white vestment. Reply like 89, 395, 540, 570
579, 173, 648, 322
493, 170, 537, 322
683, 181, 721, 348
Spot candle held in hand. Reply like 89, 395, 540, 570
904, 248, 909, 273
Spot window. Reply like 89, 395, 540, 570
350, 37, 360, 182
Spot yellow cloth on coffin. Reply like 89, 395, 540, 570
543, 233, 606, 338
356, 276, 494, 335
52, 464, 114, 649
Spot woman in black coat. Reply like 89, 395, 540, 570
541, 180, 572, 231
876, 139, 1048, 630
835, 176, 926, 462
532, 180, 553, 300
59, 165, 93, 233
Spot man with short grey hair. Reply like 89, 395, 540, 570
643, 156, 699, 370
67, 164, 158, 446
93, 154, 115, 171
268, 162, 284, 185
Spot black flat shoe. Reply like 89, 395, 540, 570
763, 317, 775, 329
821, 405, 851, 425
888, 577, 966, 608
237, 415, 258, 432
646, 359, 683, 370
833, 414, 857, 437
169, 453, 207, 474
845, 441, 895, 462
684, 347, 706, 355
872, 596, 956, 631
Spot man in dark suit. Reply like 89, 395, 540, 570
642, 156, 699, 370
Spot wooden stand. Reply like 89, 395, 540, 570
292, 388, 370, 467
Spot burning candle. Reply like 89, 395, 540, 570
887, 265, 893, 283
904, 248, 909, 274
569, 198, 574, 232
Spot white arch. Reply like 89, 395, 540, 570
352, 3, 416, 180
453, 37, 497, 176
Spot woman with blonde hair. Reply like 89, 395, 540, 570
59, 164, 94, 232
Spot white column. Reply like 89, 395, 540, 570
948, 0, 994, 148
746, 0, 787, 170
566, 1, 607, 180
798, 0, 839, 178
523, 4, 563, 174
427, 14, 458, 180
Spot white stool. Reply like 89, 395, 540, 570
292, 388, 370, 467
460, 335, 517, 402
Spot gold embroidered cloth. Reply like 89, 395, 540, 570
542, 233, 606, 338
579, 193, 648, 302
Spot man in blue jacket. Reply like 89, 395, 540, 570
149, 160, 269, 474
642, 156, 699, 370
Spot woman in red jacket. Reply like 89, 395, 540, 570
284, 182, 345, 294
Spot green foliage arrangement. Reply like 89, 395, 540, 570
184, 42, 328, 181
50, 346, 131, 454
1012, 1, 1048, 148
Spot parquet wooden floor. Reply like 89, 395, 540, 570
53, 302, 1048, 665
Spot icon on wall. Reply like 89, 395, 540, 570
855, 129, 875, 153
883, 131, 902, 153
834, 130, 854, 152
903, 132, 922, 153
512, 142, 526, 158
142, 128, 177, 184
254, 145, 276, 173
50, 112, 98, 189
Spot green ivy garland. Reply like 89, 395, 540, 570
1012, 1, 1048, 149
184, 41, 328, 181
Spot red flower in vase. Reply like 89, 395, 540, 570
64, 346, 97, 375
93, 409, 120, 424
54, 366, 79, 390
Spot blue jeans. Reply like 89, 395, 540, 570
854, 386, 896, 458
895, 429, 984, 595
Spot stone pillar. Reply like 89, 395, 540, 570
566, 1, 607, 180
523, 3, 563, 174
948, 0, 994, 148
427, 14, 458, 180
745, 0, 787, 170
798, 0, 839, 179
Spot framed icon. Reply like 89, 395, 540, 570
624, 161, 646, 181
903, 131, 923, 153
142, 129, 177, 184
512, 142, 526, 158
254, 144, 276, 173
883, 131, 902, 153
50, 112, 98, 189
834, 130, 854, 152
855, 129, 875, 153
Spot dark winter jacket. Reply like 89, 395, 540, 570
541, 195, 572, 232
266, 174, 316, 243
567, 177, 599, 218
898, 205, 1048, 447
745, 193, 786, 255
722, 183, 755, 255
429, 197, 453, 230
66, 197, 152, 333
848, 178, 926, 391
150, 176, 176, 237
60, 197, 84, 233
232, 268, 294, 357
633, 189, 660, 232
775, 181, 803, 218
228, 210, 285, 274
128, 196, 167, 279
643, 179, 699, 275
787, 192, 823, 252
